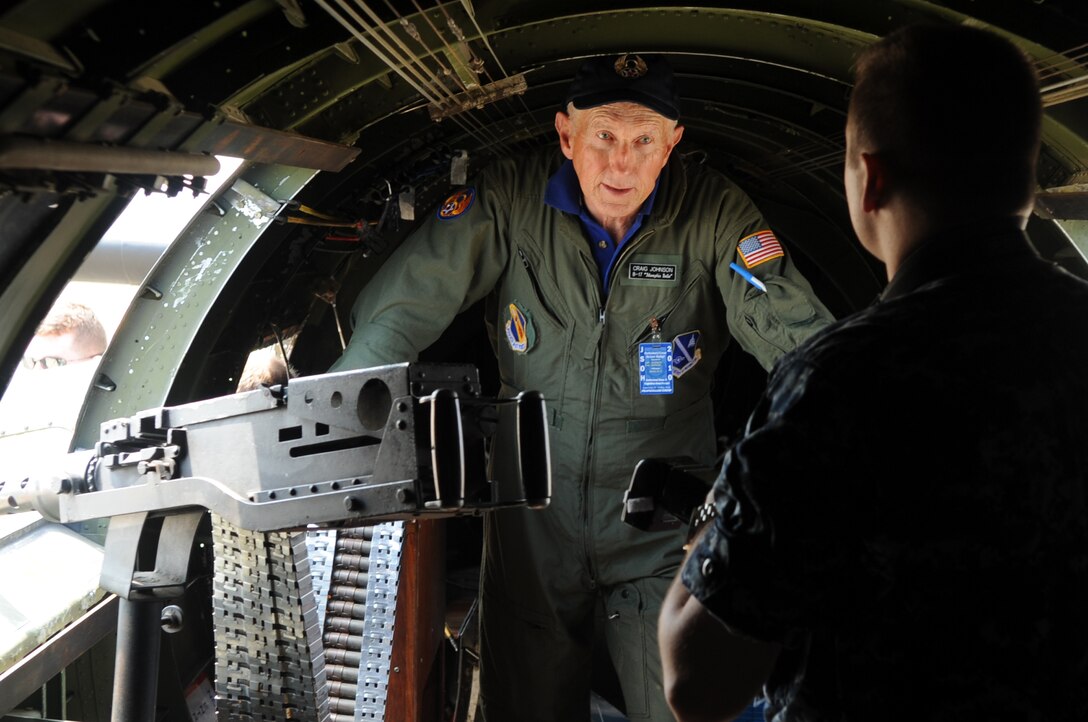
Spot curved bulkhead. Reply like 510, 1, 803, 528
0, 1, 1085, 719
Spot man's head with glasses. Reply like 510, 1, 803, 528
22, 302, 107, 371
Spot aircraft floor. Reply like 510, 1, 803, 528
587, 694, 768, 721
591, 692, 630, 721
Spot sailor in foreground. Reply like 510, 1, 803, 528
660, 23, 1088, 722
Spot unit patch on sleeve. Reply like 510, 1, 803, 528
671, 331, 702, 377
437, 187, 476, 220
504, 302, 535, 354
737, 229, 784, 268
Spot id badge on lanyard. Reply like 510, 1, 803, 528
638, 317, 673, 395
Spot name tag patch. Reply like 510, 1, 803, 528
629, 263, 677, 282
621, 254, 682, 287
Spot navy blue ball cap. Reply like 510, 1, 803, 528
565, 54, 681, 121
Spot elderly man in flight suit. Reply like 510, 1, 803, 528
332, 54, 834, 721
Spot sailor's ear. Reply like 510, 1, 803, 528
860, 152, 889, 212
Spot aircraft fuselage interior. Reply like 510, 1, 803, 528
0, 1, 1086, 720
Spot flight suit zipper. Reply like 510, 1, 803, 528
578, 246, 603, 586
582, 227, 657, 584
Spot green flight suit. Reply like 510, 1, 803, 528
331, 148, 834, 721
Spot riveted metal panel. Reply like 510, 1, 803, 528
72, 163, 317, 450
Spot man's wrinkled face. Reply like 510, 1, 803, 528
556, 102, 683, 225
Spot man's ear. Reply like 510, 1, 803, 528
555, 111, 574, 160
663, 123, 684, 162
860, 152, 888, 213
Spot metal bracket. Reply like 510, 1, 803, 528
428, 73, 528, 122
100, 510, 205, 599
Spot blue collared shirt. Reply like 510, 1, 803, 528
543, 159, 659, 292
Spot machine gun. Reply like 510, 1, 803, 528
1, 362, 550, 722
4, 362, 550, 535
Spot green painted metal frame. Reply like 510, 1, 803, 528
72, 162, 318, 450
227, 3, 1087, 183
239, 6, 874, 138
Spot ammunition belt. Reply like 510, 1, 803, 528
210, 520, 403, 722
211, 515, 330, 721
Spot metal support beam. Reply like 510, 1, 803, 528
0, 595, 119, 718
110, 598, 164, 722
0, 137, 221, 176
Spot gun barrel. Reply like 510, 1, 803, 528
1, 450, 94, 520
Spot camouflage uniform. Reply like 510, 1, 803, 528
334, 147, 834, 720
684, 222, 1088, 721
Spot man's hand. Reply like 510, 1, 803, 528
658, 537, 780, 722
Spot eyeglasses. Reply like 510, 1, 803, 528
21, 355, 68, 370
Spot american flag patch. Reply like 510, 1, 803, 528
737, 230, 785, 268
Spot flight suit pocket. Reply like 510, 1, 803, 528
495, 241, 573, 407
603, 582, 650, 718
620, 398, 717, 476
741, 275, 823, 355
625, 266, 707, 351
513, 243, 568, 330
626, 264, 710, 415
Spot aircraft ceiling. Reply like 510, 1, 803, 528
0, 0, 1086, 432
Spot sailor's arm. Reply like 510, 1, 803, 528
660, 531, 781, 722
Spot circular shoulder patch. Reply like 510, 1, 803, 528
437, 187, 476, 220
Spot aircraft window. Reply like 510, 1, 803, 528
0, 156, 244, 489
0, 287, 128, 494
0, 156, 244, 678
1056, 220, 1088, 262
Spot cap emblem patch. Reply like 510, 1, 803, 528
614, 54, 648, 79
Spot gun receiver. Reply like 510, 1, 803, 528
2, 362, 551, 533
